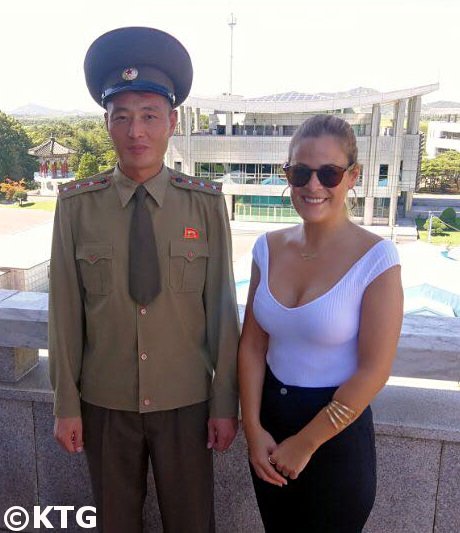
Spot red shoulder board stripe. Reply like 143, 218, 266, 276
61, 177, 109, 193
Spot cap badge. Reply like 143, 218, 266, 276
122, 67, 139, 81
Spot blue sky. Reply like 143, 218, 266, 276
0, 0, 458, 112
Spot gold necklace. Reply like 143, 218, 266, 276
300, 250, 318, 260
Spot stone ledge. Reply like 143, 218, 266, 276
372, 384, 460, 443
0, 290, 48, 349
1, 358, 459, 445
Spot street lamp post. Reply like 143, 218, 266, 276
428, 211, 433, 243
228, 13, 237, 94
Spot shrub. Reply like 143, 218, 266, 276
423, 217, 447, 235
0, 178, 27, 202
13, 190, 28, 206
439, 207, 457, 227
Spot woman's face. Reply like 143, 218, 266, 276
289, 135, 358, 225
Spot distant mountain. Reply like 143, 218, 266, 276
9, 103, 99, 117
422, 100, 460, 109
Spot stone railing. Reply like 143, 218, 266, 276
0, 289, 459, 532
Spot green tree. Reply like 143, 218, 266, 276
436, 150, 460, 191
77, 153, 99, 179
440, 207, 458, 227
0, 111, 37, 179
24, 116, 112, 173
102, 149, 118, 169
420, 151, 460, 192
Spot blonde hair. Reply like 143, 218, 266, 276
288, 114, 358, 166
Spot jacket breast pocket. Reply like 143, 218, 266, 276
169, 241, 209, 292
76, 243, 113, 295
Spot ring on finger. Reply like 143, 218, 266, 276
268, 456, 276, 466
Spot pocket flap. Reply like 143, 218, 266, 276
76, 243, 113, 264
170, 241, 209, 262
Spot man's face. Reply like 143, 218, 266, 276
105, 91, 178, 182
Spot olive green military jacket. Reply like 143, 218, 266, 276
48, 165, 239, 419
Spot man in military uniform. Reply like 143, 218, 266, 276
48, 27, 239, 533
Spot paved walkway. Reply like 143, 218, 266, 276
0, 206, 54, 237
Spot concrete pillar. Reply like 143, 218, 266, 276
179, 106, 186, 135
224, 194, 234, 220
363, 197, 374, 226
405, 191, 414, 213
184, 107, 193, 175
407, 96, 422, 135
364, 103, 381, 223
194, 107, 201, 132
225, 112, 233, 136
388, 99, 407, 226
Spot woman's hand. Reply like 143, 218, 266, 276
245, 425, 288, 487
269, 433, 314, 480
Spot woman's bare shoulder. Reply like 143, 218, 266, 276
266, 224, 301, 247
351, 224, 383, 250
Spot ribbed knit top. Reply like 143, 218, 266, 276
252, 233, 400, 387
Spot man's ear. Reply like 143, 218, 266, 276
104, 111, 109, 131
168, 109, 178, 137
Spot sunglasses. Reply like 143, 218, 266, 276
283, 162, 355, 188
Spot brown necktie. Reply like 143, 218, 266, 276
129, 185, 161, 305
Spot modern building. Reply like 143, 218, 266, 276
166, 83, 439, 225
426, 121, 460, 158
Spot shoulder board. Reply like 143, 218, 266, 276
58, 170, 112, 199
170, 174, 222, 195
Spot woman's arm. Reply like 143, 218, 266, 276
270, 265, 404, 480
238, 260, 287, 487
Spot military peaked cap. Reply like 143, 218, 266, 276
84, 27, 193, 108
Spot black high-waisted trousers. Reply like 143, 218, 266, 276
250, 367, 377, 533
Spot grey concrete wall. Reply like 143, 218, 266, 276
1, 296, 459, 532
0, 358, 459, 533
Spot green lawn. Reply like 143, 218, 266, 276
0, 200, 56, 211
418, 230, 460, 245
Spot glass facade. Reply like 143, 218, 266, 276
374, 197, 390, 218
234, 194, 299, 222
378, 164, 389, 187
195, 162, 285, 184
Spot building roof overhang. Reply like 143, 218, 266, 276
184, 83, 439, 114
28, 137, 77, 158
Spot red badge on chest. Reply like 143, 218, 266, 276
183, 227, 200, 239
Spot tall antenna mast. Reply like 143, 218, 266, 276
228, 13, 237, 94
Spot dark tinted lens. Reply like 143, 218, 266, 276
317, 165, 345, 188
285, 164, 312, 187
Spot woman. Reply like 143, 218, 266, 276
238, 114, 403, 532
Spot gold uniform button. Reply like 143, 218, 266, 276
140, 352, 148, 361
140, 307, 147, 316
143, 398, 151, 407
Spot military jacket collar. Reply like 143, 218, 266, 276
113, 164, 170, 208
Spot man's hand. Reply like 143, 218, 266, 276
207, 417, 238, 452
54, 416, 84, 453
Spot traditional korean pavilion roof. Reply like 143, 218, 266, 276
28, 137, 76, 158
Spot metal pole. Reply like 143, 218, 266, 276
428, 211, 433, 243
228, 13, 237, 94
